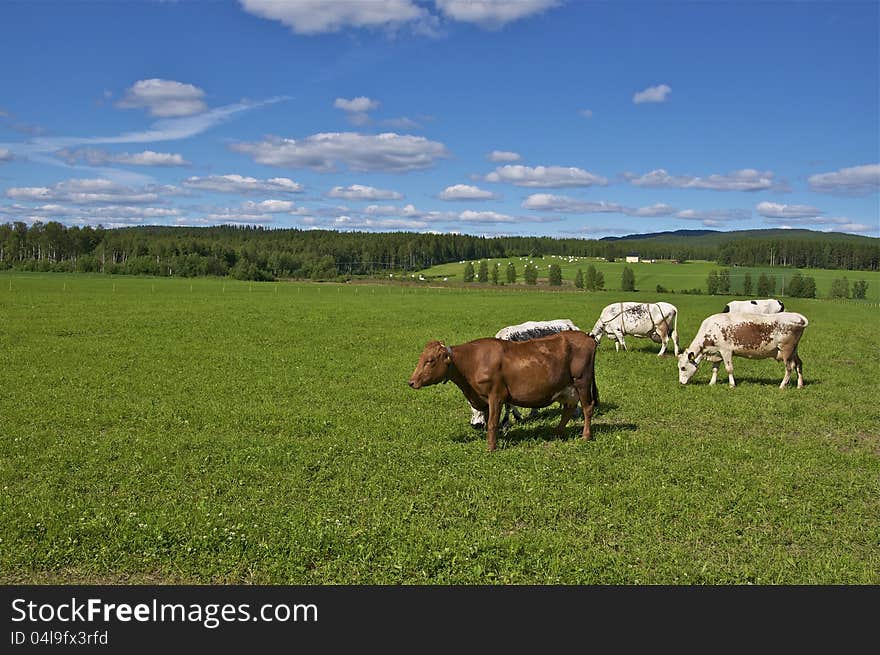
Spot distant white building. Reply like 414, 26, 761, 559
625, 253, 640, 263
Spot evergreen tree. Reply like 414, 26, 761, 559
548, 263, 562, 286
800, 276, 816, 298
477, 260, 489, 283
621, 266, 636, 291
785, 272, 804, 298
584, 264, 598, 291
853, 279, 868, 299
524, 263, 538, 285
574, 268, 584, 289
707, 270, 720, 295
829, 277, 850, 298
742, 272, 753, 295
491, 262, 500, 285
718, 269, 731, 294
463, 261, 474, 282
757, 272, 775, 296
506, 261, 517, 284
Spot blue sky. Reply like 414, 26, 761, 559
1, 0, 878, 238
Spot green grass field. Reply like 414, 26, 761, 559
1, 272, 878, 584
418, 256, 880, 301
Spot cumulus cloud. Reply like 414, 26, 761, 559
239, 0, 427, 34
116, 79, 207, 117
633, 84, 672, 104
240, 199, 296, 213
676, 208, 751, 222
382, 116, 423, 130
457, 209, 517, 223
0, 148, 12, 163
755, 201, 823, 219
624, 168, 776, 191
5, 178, 176, 204
231, 132, 450, 173
438, 184, 496, 200
522, 193, 674, 217
55, 148, 189, 167
762, 215, 878, 235
486, 150, 521, 162
434, 0, 559, 28
334, 96, 380, 125
486, 165, 608, 188
807, 163, 880, 195
326, 184, 403, 200
182, 174, 304, 194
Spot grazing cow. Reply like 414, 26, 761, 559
408, 331, 599, 451
677, 311, 808, 388
590, 301, 680, 356
469, 319, 582, 430
723, 298, 784, 314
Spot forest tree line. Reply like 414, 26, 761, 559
0, 221, 877, 281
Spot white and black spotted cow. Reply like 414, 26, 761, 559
469, 319, 582, 430
723, 298, 784, 314
590, 302, 680, 356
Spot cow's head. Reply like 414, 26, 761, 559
677, 351, 701, 385
408, 340, 453, 389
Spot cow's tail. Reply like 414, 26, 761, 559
671, 308, 680, 354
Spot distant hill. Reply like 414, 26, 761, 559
602, 228, 876, 246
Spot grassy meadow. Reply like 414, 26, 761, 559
1, 272, 878, 584
418, 256, 880, 301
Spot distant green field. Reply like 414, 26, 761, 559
418, 256, 880, 301
1, 272, 878, 584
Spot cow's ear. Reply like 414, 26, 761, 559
687, 351, 696, 362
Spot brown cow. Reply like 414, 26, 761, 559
408, 331, 599, 451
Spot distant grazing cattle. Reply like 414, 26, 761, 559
590, 301, 680, 356
469, 319, 581, 430
408, 331, 599, 451
723, 298, 784, 314
677, 311, 808, 388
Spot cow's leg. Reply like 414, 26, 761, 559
611, 329, 627, 352
575, 385, 595, 441
554, 404, 576, 438
709, 362, 720, 385
780, 355, 793, 389
722, 352, 736, 388
486, 394, 503, 452
657, 334, 668, 356
794, 352, 804, 389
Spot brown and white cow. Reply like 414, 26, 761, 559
590, 301, 680, 356
723, 298, 784, 314
408, 331, 599, 451
677, 311, 808, 388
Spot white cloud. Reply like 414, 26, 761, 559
624, 168, 775, 191
116, 79, 207, 117
0, 148, 12, 162
763, 215, 878, 235
486, 150, 521, 162
334, 96, 380, 113
1, 202, 182, 225
633, 83, 672, 104
486, 165, 607, 188
382, 116, 423, 130
334, 96, 380, 126
56, 148, 189, 167
239, 0, 426, 34
326, 184, 403, 200
5, 178, 174, 204
434, 0, 559, 28
522, 193, 674, 217
182, 174, 304, 194
579, 109, 593, 119
755, 201, 823, 219
240, 200, 296, 213
438, 184, 496, 200
807, 163, 880, 195
231, 132, 450, 173
676, 208, 751, 222
458, 210, 516, 223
